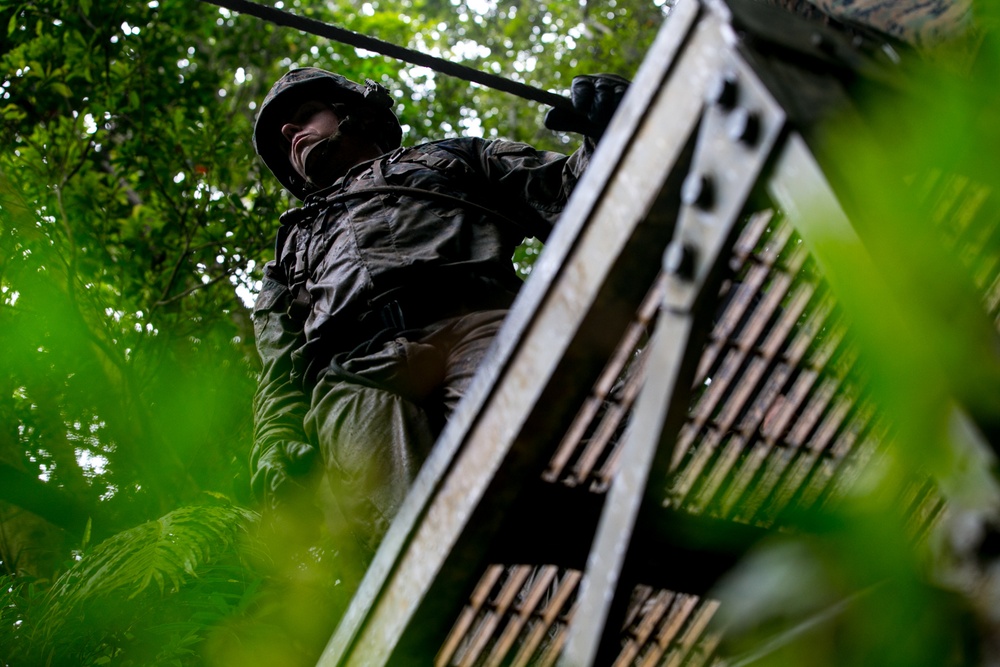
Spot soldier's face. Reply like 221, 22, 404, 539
281, 101, 342, 182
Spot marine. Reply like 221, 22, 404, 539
250, 68, 628, 557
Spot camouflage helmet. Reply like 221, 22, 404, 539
253, 68, 403, 199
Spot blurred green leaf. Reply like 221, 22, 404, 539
0, 0, 666, 661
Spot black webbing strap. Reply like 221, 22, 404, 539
197, 0, 576, 113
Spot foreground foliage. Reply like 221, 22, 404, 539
3, 505, 259, 665
3, 0, 998, 664
0, 0, 663, 663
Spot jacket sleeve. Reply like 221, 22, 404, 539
476, 138, 592, 241
250, 261, 316, 505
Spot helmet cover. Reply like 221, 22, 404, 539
253, 68, 402, 199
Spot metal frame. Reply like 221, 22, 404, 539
559, 5, 791, 660
318, 1, 711, 662
312, 0, 979, 664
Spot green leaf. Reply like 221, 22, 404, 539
50, 81, 72, 98
81, 516, 92, 551
1, 104, 27, 121
37, 505, 259, 641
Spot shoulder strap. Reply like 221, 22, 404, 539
276, 201, 324, 320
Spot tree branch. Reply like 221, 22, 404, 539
154, 269, 235, 307
0, 464, 90, 537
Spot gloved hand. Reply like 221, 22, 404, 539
251, 439, 318, 511
544, 73, 630, 140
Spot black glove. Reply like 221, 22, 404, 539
544, 73, 630, 140
251, 439, 318, 511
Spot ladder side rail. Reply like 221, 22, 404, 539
557, 11, 791, 663
317, 1, 706, 665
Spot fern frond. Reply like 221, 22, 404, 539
35, 504, 258, 644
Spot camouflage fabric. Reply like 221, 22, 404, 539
252, 68, 402, 199
304, 309, 509, 555
251, 136, 591, 550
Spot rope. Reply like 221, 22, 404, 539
197, 0, 576, 112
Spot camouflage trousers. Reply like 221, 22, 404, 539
304, 309, 508, 557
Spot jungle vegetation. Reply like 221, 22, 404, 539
0, 0, 665, 663
2, 0, 1000, 665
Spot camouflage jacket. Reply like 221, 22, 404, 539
250, 136, 591, 491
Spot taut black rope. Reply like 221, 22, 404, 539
198, 0, 576, 112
